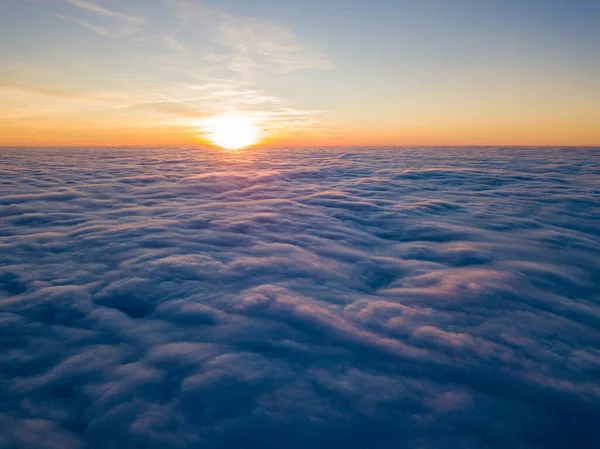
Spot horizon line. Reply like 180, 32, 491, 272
1, 144, 599, 149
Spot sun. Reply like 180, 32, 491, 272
204, 113, 261, 150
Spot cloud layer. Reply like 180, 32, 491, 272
1, 147, 600, 448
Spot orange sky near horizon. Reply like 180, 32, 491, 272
2, 112, 599, 148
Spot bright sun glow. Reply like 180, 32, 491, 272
204, 113, 261, 150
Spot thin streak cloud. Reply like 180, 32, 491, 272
52, 13, 111, 36
0, 82, 84, 99
64, 0, 143, 23
175, 0, 333, 77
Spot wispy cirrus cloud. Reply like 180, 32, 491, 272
174, 0, 332, 77
0, 81, 85, 99
216, 18, 333, 75
52, 13, 111, 36
55, 0, 144, 37
148, 80, 330, 134
152, 1, 335, 136
64, 0, 143, 23
7, 0, 334, 143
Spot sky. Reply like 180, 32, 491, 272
1, 0, 600, 146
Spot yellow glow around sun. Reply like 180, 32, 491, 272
204, 113, 261, 150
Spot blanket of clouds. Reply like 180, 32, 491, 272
1, 146, 599, 449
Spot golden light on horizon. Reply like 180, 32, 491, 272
204, 113, 261, 150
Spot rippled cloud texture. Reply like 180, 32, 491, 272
1, 147, 600, 448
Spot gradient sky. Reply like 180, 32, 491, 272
1, 0, 599, 146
